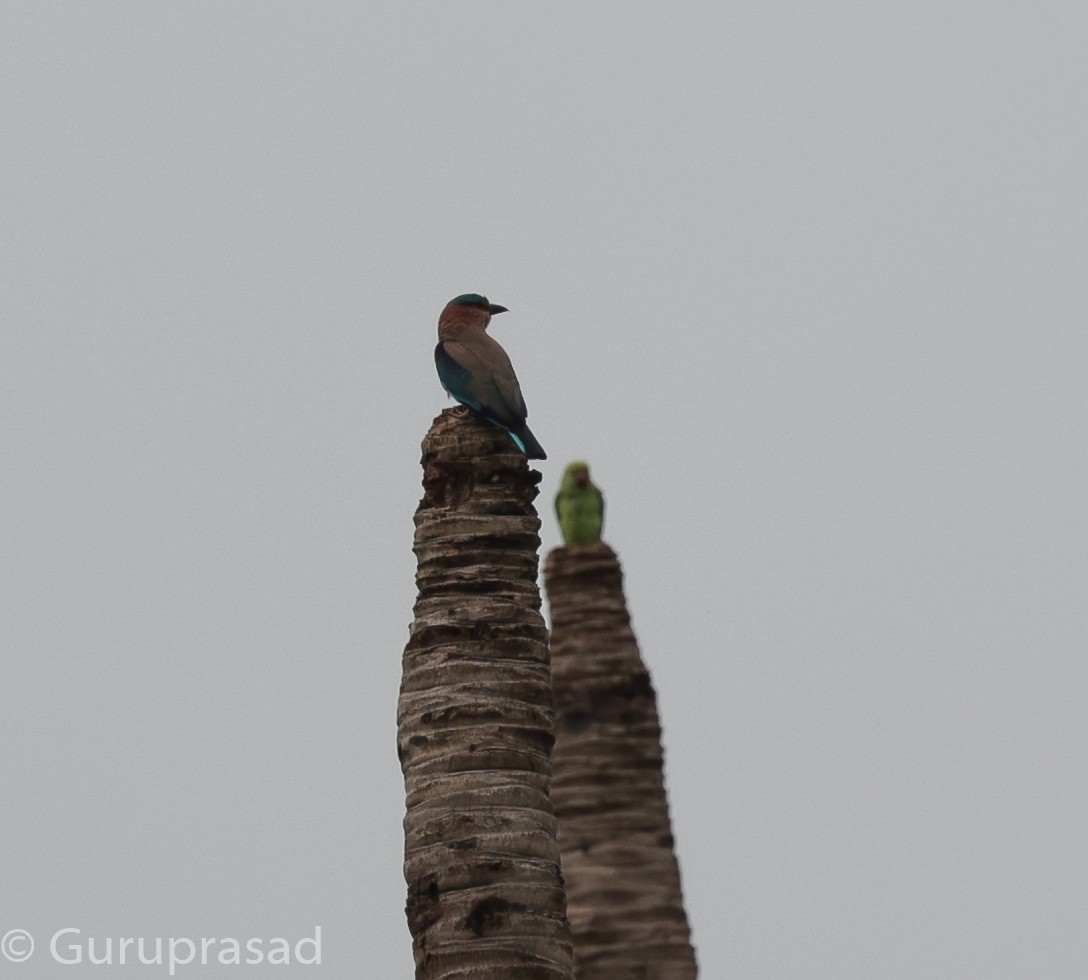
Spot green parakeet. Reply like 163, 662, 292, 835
555, 461, 604, 545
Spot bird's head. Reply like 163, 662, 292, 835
439, 293, 508, 335
563, 461, 591, 489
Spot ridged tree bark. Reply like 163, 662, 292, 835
399, 407, 574, 979
544, 542, 698, 979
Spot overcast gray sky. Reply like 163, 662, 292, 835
3, 3, 1086, 977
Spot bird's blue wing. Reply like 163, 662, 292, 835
435, 342, 482, 411
435, 338, 543, 456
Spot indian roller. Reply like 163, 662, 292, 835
434, 293, 547, 460
555, 461, 604, 545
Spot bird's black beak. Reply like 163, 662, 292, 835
488, 304, 509, 315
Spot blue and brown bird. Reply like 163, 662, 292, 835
555, 461, 604, 545
434, 293, 547, 460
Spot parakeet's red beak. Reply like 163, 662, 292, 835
576, 472, 588, 488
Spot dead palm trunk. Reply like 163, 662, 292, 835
544, 542, 698, 979
399, 407, 574, 979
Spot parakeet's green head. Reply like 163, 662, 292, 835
562, 461, 590, 490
